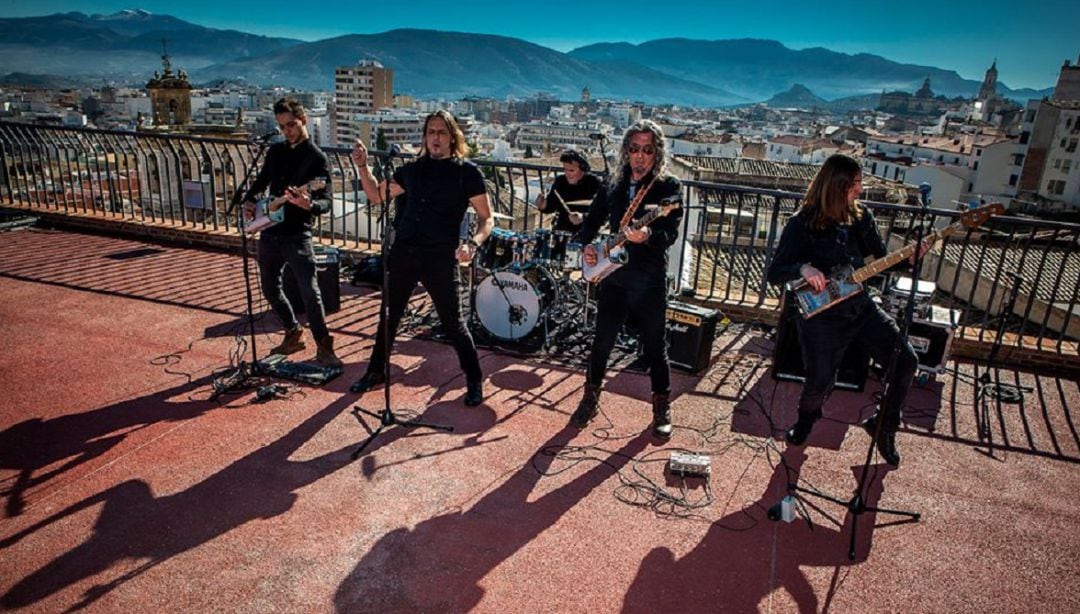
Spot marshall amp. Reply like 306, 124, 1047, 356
283, 245, 341, 315
665, 301, 721, 373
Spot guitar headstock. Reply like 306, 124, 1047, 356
960, 202, 1004, 228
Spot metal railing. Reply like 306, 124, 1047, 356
2, 120, 1078, 354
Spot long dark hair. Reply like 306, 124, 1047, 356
611, 119, 669, 187
800, 154, 863, 230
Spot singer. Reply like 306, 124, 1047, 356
241, 97, 342, 368
766, 154, 926, 465
570, 120, 683, 438
349, 110, 493, 406
533, 149, 600, 231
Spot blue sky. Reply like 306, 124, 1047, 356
2, 0, 1076, 90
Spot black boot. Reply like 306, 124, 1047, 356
464, 379, 484, 407
785, 412, 820, 446
861, 415, 901, 466
651, 393, 672, 439
349, 369, 386, 393
570, 382, 601, 427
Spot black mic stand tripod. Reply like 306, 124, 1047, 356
351, 148, 453, 459
784, 192, 931, 560
212, 136, 276, 400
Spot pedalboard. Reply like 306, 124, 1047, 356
668, 452, 711, 477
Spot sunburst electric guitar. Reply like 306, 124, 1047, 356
581, 196, 681, 283
787, 202, 1003, 318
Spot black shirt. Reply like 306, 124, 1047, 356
391, 157, 486, 247
243, 139, 331, 236
577, 171, 683, 286
766, 205, 891, 286
542, 173, 601, 232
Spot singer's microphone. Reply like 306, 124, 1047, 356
918, 182, 932, 207
254, 130, 283, 144
588, 133, 606, 140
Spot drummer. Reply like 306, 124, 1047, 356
534, 149, 601, 232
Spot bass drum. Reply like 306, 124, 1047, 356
474, 266, 559, 341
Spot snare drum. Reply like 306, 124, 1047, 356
562, 241, 583, 271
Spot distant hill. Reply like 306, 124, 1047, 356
194, 29, 747, 106
765, 84, 827, 109
0, 11, 302, 81
569, 38, 1053, 102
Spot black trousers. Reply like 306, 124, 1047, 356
257, 232, 329, 342
587, 279, 670, 395
367, 242, 482, 383
795, 296, 918, 433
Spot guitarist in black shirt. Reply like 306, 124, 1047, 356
766, 154, 924, 465
242, 98, 341, 368
571, 120, 683, 438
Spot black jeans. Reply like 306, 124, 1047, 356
257, 232, 329, 342
795, 296, 918, 433
367, 242, 482, 383
587, 280, 670, 395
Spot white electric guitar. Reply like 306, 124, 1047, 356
581, 196, 681, 283
244, 178, 327, 235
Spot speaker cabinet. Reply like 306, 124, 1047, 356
665, 301, 720, 373
772, 294, 869, 392
908, 305, 959, 374
283, 246, 341, 315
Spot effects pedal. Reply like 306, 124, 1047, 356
668, 451, 711, 477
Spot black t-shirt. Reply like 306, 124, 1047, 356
392, 157, 486, 246
242, 139, 331, 236
543, 173, 601, 232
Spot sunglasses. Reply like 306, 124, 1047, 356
627, 144, 656, 155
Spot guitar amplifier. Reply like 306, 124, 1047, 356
665, 301, 721, 373
283, 246, 341, 315
772, 294, 869, 391
908, 305, 960, 374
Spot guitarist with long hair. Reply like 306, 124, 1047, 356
767, 154, 924, 465
570, 120, 683, 438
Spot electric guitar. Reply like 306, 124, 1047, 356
787, 202, 1003, 318
243, 178, 327, 236
581, 196, 681, 283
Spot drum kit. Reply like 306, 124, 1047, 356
467, 223, 597, 350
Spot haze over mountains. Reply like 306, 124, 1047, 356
0, 10, 1053, 106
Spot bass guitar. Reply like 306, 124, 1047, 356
581, 196, 681, 283
787, 202, 1003, 318
243, 178, 327, 236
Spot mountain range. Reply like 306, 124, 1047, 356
0, 10, 1054, 106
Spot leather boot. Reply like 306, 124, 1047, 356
651, 393, 673, 439
570, 382, 601, 427
861, 415, 901, 466
349, 369, 386, 393
315, 335, 343, 368
785, 412, 820, 446
270, 326, 306, 355
464, 379, 484, 407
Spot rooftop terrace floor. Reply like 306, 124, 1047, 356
1, 228, 1078, 612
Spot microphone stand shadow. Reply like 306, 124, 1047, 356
350, 147, 452, 460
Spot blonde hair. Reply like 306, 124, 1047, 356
420, 110, 468, 159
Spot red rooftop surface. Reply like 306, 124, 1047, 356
1, 228, 1078, 613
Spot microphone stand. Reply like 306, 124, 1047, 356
351, 148, 453, 459
785, 189, 927, 560
212, 137, 273, 399
596, 134, 611, 180
972, 271, 1033, 455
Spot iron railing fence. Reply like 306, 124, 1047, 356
2, 121, 1078, 353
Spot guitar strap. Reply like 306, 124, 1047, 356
618, 175, 657, 230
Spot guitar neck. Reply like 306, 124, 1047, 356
851, 221, 959, 283
609, 208, 665, 247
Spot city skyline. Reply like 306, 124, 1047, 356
1, 1, 1077, 91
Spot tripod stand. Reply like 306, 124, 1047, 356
212, 136, 275, 400
351, 147, 453, 460
971, 271, 1033, 454
786, 188, 933, 560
